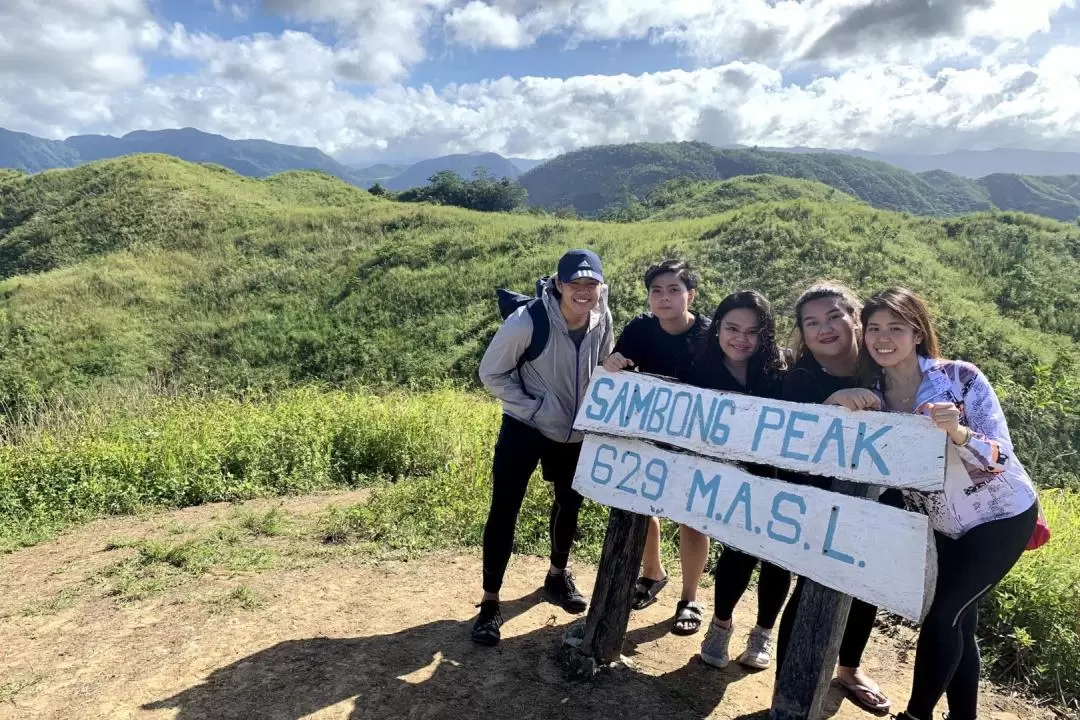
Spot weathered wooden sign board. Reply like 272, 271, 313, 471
575, 369, 962, 491
573, 434, 936, 621
568, 369, 952, 720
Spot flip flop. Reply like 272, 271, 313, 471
630, 574, 668, 610
671, 600, 703, 636
833, 678, 892, 714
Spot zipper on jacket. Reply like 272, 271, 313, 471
569, 340, 580, 442
567, 315, 599, 443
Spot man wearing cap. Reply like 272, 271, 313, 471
472, 249, 614, 646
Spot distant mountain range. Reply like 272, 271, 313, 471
518, 142, 1080, 222
753, 146, 1079, 178
3, 126, 1080, 222
0, 126, 372, 186
0, 126, 539, 193
380, 152, 521, 191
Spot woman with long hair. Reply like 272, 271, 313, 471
842, 287, 1038, 720
693, 290, 793, 669
771, 281, 895, 714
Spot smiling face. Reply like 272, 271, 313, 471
556, 278, 602, 324
864, 309, 921, 368
717, 307, 761, 363
798, 296, 859, 361
647, 271, 695, 323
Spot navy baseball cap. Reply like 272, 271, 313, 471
557, 249, 604, 284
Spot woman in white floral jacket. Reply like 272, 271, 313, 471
828, 287, 1038, 720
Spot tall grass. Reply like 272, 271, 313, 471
0, 386, 498, 549
982, 489, 1080, 708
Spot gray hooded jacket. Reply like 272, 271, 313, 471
479, 277, 614, 443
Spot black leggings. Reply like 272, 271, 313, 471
713, 548, 792, 629
775, 488, 906, 671
906, 503, 1037, 720
481, 414, 584, 594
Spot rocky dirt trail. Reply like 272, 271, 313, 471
0, 490, 1047, 720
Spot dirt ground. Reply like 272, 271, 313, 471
0, 490, 1051, 720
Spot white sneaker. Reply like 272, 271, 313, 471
700, 618, 734, 668
737, 625, 773, 669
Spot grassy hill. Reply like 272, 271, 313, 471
598, 175, 865, 221
1, 154, 1077, 706
519, 141, 1080, 222
975, 174, 1080, 221
1, 154, 1077, 476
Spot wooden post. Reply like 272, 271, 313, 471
771, 481, 875, 720
580, 508, 651, 664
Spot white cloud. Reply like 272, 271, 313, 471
1, 0, 1078, 159
73, 49, 1078, 159
262, 0, 451, 83
0, 0, 163, 137
212, 0, 252, 20
166, 25, 338, 90
440, 0, 1076, 69
446, 1, 535, 49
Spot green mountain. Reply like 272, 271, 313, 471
0, 126, 373, 187
973, 173, 1080, 221
758, 146, 1080, 178
351, 163, 408, 186
600, 175, 865, 221
0, 154, 1077, 480
0, 128, 82, 173
518, 141, 1080, 222
383, 152, 521, 191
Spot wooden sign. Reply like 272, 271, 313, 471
574, 369, 955, 493
572, 435, 937, 621
569, 370, 951, 719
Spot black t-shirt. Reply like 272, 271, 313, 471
781, 353, 859, 404
568, 325, 587, 349
779, 353, 860, 489
612, 313, 710, 379
683, 347, 787, 479
683, 353, 784, 400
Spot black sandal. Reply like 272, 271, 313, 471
630, 574, 669, 610
672, 600, 703, 636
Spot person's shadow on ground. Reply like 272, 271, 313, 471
144, 593, 782, 720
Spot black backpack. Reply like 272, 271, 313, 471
495, 277, 550, 365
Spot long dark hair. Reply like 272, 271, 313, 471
693, 290, 786, 388
859, 287, 942, 385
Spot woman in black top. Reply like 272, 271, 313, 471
603, 259, 711, 634
772, 281, 895, 714
690, 291, 793, 670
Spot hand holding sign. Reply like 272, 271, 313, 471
923, 402, 961, 432
824, 388, 882, 411
602, 352, 635, 372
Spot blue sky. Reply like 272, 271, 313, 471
2, 1, 1079, 162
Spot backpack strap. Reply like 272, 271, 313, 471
521, 299, 549, 364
